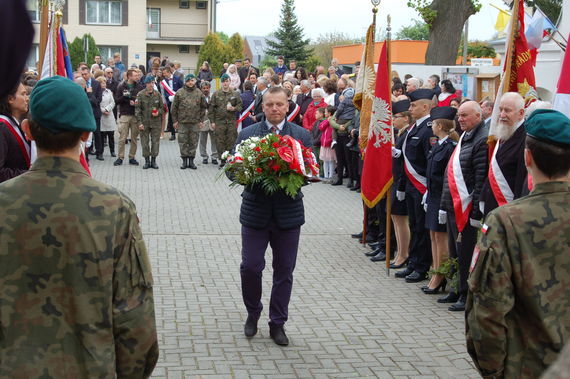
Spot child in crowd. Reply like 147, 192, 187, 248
319, 105, 337, 180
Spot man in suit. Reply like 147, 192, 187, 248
160, 66, 183, 141
480, 92, 528, 217
81, 66, 103, 160
480, 98, 494, 128
395, 89, 435, 283
234, 86, 312, 346
251, 77, 268, 124
296, 80, 313, 119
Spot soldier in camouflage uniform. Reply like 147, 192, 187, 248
0, 76, 158, 378
209, 73, 242, 167
466, 109, 570, 378
171, 73, 207, 170
136, 75, 165, 169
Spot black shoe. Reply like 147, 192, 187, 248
113, 158, 123, 166
169, 135, 176, 141
129, 158, 139, 166
364, 248, 381, 257
180, 157, 188, 169
347, 181, 354, 188
96, 154, 104, 161
356, 188, 361, 193
244, 315, 259, 338
151, 157, 158, 169
351, 232, 363, 239
359, 234, 377, 244
211, 159, 218, 165
437, 291, 460, 304
331, 180, 343, 186
269, 324, 289, 346
110, 152, 116, 157
350, 186, 360, 191
143, 157, 150, 169
395, 266, 414, 278
448, 295, 467, 311
370, 251, 386, 262
405, 271, 428, 283
187, 158, 197, 170
422, 279, 447, 294
390, 258, 408, 269
202, 158, 208, 164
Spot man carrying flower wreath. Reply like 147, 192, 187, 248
232, 86, 312, 346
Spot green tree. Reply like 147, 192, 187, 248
310, 32, 359, 69
258, 56, 276, 73
458, 41, 497, 58
197, 32, 226, 76
407, 0, 481, 65
226, 33, 245, 63
304, 55, 321, 73
396, 20, 430, 40
216, 31, 230, 44
265, 0, 312, 65
68, 34, 101, 71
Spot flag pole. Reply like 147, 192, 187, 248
384, 13, 393, 276
37, 0, 50, 73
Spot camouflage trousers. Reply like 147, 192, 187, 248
214, 122, 238, 157
178, 123, 199, 158
140, 123, 162, 158
118, 115, 139, 159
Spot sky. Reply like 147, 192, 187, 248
216, 0, 505, 43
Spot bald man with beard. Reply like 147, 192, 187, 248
480, 92, 528, 217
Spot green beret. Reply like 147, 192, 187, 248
143, 75, 155, 84
526, 109, 570, 146
30, 76, 96, 134
220, 73, 230, 82
184, 73, 196, 82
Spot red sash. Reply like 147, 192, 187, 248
0, 116, 31, 168
488, 141, 514, 206
287, 103, 300, 122
402, 123, 427, 194
447, 132, 472, 233
160, 79, 176, 97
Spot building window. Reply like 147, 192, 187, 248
178, 45, 190, 54
86, 1, 122, 25
99, 46, 123, 63
26, 44, 39, 71
196, 1, 207, 9
179, 0, 190, 8
27, 0, 40, 22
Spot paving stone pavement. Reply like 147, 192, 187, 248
91, 138, 479, 378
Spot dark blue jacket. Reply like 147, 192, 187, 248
161, 76, 183, 108
426, 138, 456, 205
398, 116, 435, 194
237, 90, 255, 129
234, 121, 312, 230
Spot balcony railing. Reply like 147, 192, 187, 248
147, 22, 208, 41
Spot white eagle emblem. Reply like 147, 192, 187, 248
368, 97, 392, 148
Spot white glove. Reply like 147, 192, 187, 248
421, 192, 428, 212
438, 210, 447, 225
470, 218, 481, 228
396, 191, 405, 201
392, 147, 402, 158
168, 95, 174, 102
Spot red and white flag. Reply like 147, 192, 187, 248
360, 42, 393, 208
553, 35, 570, 118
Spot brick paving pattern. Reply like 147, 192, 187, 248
91, 138, 478, 378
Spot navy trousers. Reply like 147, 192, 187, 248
405, 188, 432, 274
240, 223, 300, 326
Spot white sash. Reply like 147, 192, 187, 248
237, 100, 255, 133
447, 132, 472, 232
402, 123, 427, 194
488, 141, 514, 206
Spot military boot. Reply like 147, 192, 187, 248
151, 157, 158, 169
143, 157, 151, 169
187, 157, 197, 170
180, 157, 188, 169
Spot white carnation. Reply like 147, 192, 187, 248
221, 151, 230, 160
249, 143, 256, 149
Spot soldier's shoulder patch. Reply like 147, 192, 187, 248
481, 223, 489, 234
470, 245, 481, 273
429, 137, 438, 146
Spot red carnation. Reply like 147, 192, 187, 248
256, 167, 263, 173
254, 146, 261, 152
272, 142, 280, 148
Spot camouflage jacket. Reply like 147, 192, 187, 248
208, 89, 242, 124
0, 157, 158, 378
135, 89, 164, 127
466, 181, 570, 379
171, 84, 207, 124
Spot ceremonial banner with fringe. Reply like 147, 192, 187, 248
353, 24, 375, 153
